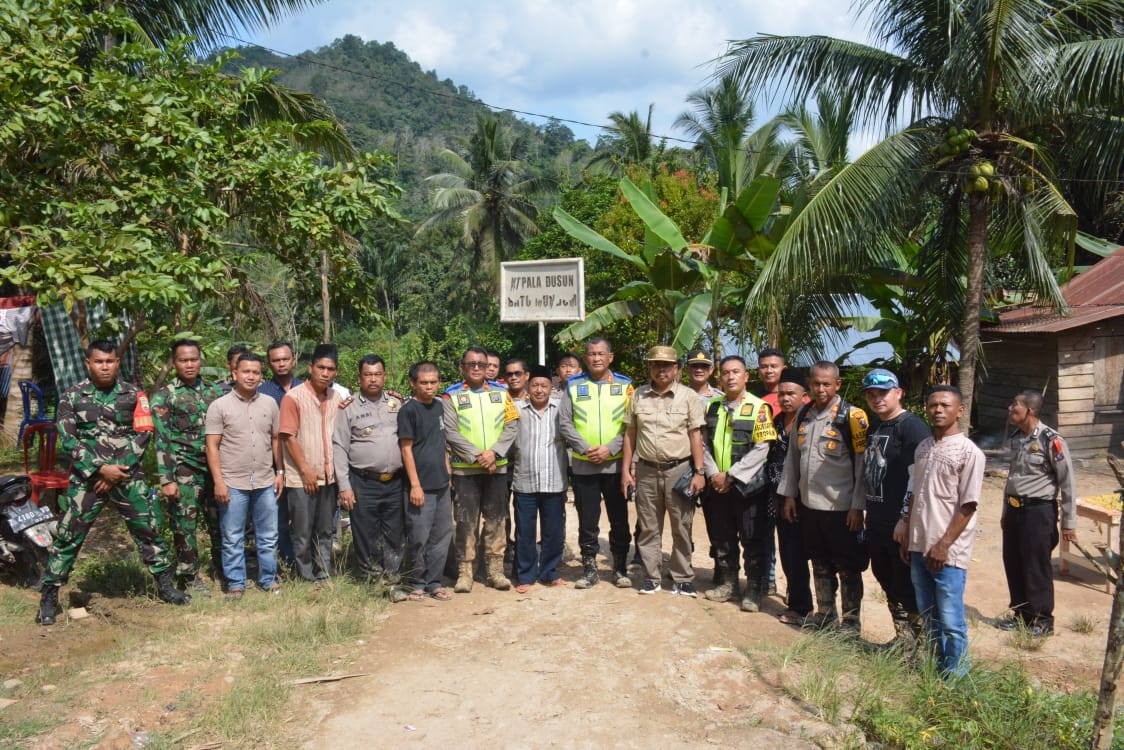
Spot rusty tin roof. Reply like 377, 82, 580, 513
985, 247, 1124, 334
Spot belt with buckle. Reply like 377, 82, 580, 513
1006, 495, 1053, 508
354, 467, 401, 482
638, 457, 689, 471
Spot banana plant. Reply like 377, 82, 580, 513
553, 175, 780, 354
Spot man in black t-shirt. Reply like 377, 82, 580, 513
862, 369, 931, 646
398, 361, 454, 601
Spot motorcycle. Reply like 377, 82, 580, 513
0, 475, 58, 588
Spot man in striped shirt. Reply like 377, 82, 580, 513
510, 365, 568, 593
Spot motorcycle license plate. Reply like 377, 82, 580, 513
7, 503, 54, 534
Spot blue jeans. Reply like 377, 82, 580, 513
911, 553, 969, 677
513, 492, 565, 585
219, 486, 280, 591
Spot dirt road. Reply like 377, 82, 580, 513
302, 461, 1122, 748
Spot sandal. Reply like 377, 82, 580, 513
428, 588, 453, 601
538, 578, 567, 587
406, 589, 427, 601
778, 609, 806, 625
515, 583, 534, 593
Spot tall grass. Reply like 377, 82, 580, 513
753, 632, 1116, 749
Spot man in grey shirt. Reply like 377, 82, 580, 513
204, 352, 285, 598
778, 361, 870, 632
333, 354, 405, 598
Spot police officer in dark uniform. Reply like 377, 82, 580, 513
997, 390, 1077, 636
701, 355, 777, 611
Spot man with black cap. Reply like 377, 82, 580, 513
862, 368, 930, 646
279, 343, 343, 583
769, 367, 813, 624
685, 348, 722, 406
510, 365, 568, 592
622, 345, 707, 595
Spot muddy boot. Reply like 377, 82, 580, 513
612, 554, 631, 588
804, 569, 838, 629
705, 565, 734, 602
155, 571, 190, 605
454, 562, 475, 593
574, 555, 599, 589
36, 584, 60, 626
838, 571, 863, 635
486, 556, 512, 591
738, 577, 766, 612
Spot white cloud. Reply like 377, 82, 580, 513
249, 0, 869, 143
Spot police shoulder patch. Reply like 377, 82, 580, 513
457, 394, 471, 409
610, 384, 622, 396
489, 392, 503, 403
756, 409, 768, 422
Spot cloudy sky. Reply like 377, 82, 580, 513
242, 0, 872, 145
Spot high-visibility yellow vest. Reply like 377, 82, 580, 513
705, 392, 777, 472
445, 382, 517, 469
568, 373, 632, 462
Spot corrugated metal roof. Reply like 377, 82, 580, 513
984, 247, 1124, 334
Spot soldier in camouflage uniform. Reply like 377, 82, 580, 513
151, 339, 224, 593
36, 340, 189, 626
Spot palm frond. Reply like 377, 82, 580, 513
716, 35, 927, 130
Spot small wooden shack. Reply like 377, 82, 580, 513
976, 247, 1124, 456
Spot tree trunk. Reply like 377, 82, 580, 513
957, 194, 989, 434
320, 247, 331, 344
1092, 457, 1124, 748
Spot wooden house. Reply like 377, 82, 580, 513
976, 247, 1124, 456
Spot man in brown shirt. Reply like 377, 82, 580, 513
622, 346, 707, 596
204, 352, 285, 597
279, 343, 342, 583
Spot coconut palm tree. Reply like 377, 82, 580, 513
419, 113, 551, 290
719, 0, 1124, 428
673, 74, 786, 201
116, 0, 325, 51
587, 105, 663, 176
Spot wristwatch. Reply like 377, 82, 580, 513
694, 467, 705, 476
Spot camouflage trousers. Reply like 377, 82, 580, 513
164, 468, 222, 581
43, 476, 172, 587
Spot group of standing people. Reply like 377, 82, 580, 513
32, 337, 1081, 683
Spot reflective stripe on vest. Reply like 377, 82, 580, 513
568, 374, 631, 462
449, 387, 510, 469
705, 394, 765, 472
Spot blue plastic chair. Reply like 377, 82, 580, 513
17, 380, 52, 443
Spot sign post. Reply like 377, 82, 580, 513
499, 258, 585, 365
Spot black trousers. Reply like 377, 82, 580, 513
349, 472, 405, 580
776, 507, 813, 615
1002, 501, 1059, 628
867, 521, 917, 619
572, 472, 631, 560
801, 506, 869, 573
703, 487, 775, 581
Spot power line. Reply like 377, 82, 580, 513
216, 32, 1124, 188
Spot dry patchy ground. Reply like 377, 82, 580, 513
1, 459, 1121, 749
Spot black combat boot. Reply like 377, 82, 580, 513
805, 565, 839, 629
705, 565, 734, 602
36, 584, 60, 626
155, 571, 191, 605
574, 555, 599, 589
612, 554, 631, 588
838, 570, 864, 635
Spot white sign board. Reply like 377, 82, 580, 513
499, 258, 585, 323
